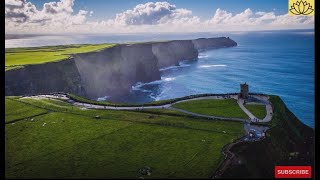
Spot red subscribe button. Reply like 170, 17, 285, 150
275, 166, 312, 178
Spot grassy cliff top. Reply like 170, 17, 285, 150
5, 43, 116, 71
5, 37, 235, 71
5, 96, 243, 178
172, 99, 249, 119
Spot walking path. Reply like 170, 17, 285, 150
237, 95, 273, 123
237, 98, 256, 120
22, 93, 272, 123
262, 103, 273, 122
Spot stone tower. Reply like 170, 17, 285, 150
239, 83, 249, 99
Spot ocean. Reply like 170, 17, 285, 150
5, 29, 314, 127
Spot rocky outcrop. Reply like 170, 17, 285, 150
5, 37, 237, 99
192, 37, 237, 51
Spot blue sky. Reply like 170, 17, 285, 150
5, 0, 314, 34
30, 0, 289, 21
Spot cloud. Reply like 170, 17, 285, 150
5, 0, 37, 23
42, 0, 74, 14
5, 1, 314, 34
5, 0, 25, 9
271, 14, 314, 25
5, 0, 90, 33
206, 8, 313, 31
113, 1, 197, 25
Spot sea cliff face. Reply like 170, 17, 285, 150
5, 59, 85, 96
5, 37, 237, 99
152, 40, 198, 69
73, 44, 160, 99
192, 37, 237, 51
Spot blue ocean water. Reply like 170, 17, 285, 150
5, 30, 314, 127
113, 31, 315, 128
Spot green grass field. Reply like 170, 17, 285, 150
5, 98, 48, 123
172, 99, 249, 119
5, 44, 116, 70
244, 104, 266, 119
5, 97, 244, 178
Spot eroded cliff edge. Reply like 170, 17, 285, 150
5, 37, 237, 99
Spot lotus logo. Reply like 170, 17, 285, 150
289, 0, 314, 15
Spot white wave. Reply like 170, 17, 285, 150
198, 64, 227, 68
148, 87, 170, 101
162, 77, 176, 81
178, 61, 191, 66
148, 94, 157, 101
145, 80, 163, 85
159, 65, 180, 71
159, 61, 191, 71
131, 75, 177, 93
198, 54, 208, 58
97, 96, 110, 101
131, 80, 163, 92
131, 83, 153, 92
134, 89, 152, 93
131, 82, 145, 90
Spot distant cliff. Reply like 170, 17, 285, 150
5, 37, 237, 99
192, 37, 237, 51
152, 40, 198, 68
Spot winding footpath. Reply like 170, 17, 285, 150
22, 93, 272, 123
237, 95, 273, 122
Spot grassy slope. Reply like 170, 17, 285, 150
172, 99, 249, 119
244, 104, 266, 119
221, 96, 314, 178
5, 97, 244, 179
5, 98, 48, 123
5, 44, 116, 70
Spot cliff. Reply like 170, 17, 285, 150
192, 37, 237, 51
5, 37, 237, 99
5, 59, 85, 96
152, 40, 198, 68
73, 44, 160, 99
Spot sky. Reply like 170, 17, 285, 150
5, 0, 314, 34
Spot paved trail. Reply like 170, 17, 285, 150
237, 95, 273, 123
22, 93, 272, 123
237, 98, 256, 120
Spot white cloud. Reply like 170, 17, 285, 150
5, 0, 90, 33
112, 1, 198, 26
5, 1, 314, 34
6, 0, 24, 7
205, 8, 313, 31
42, 0, 74, 14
